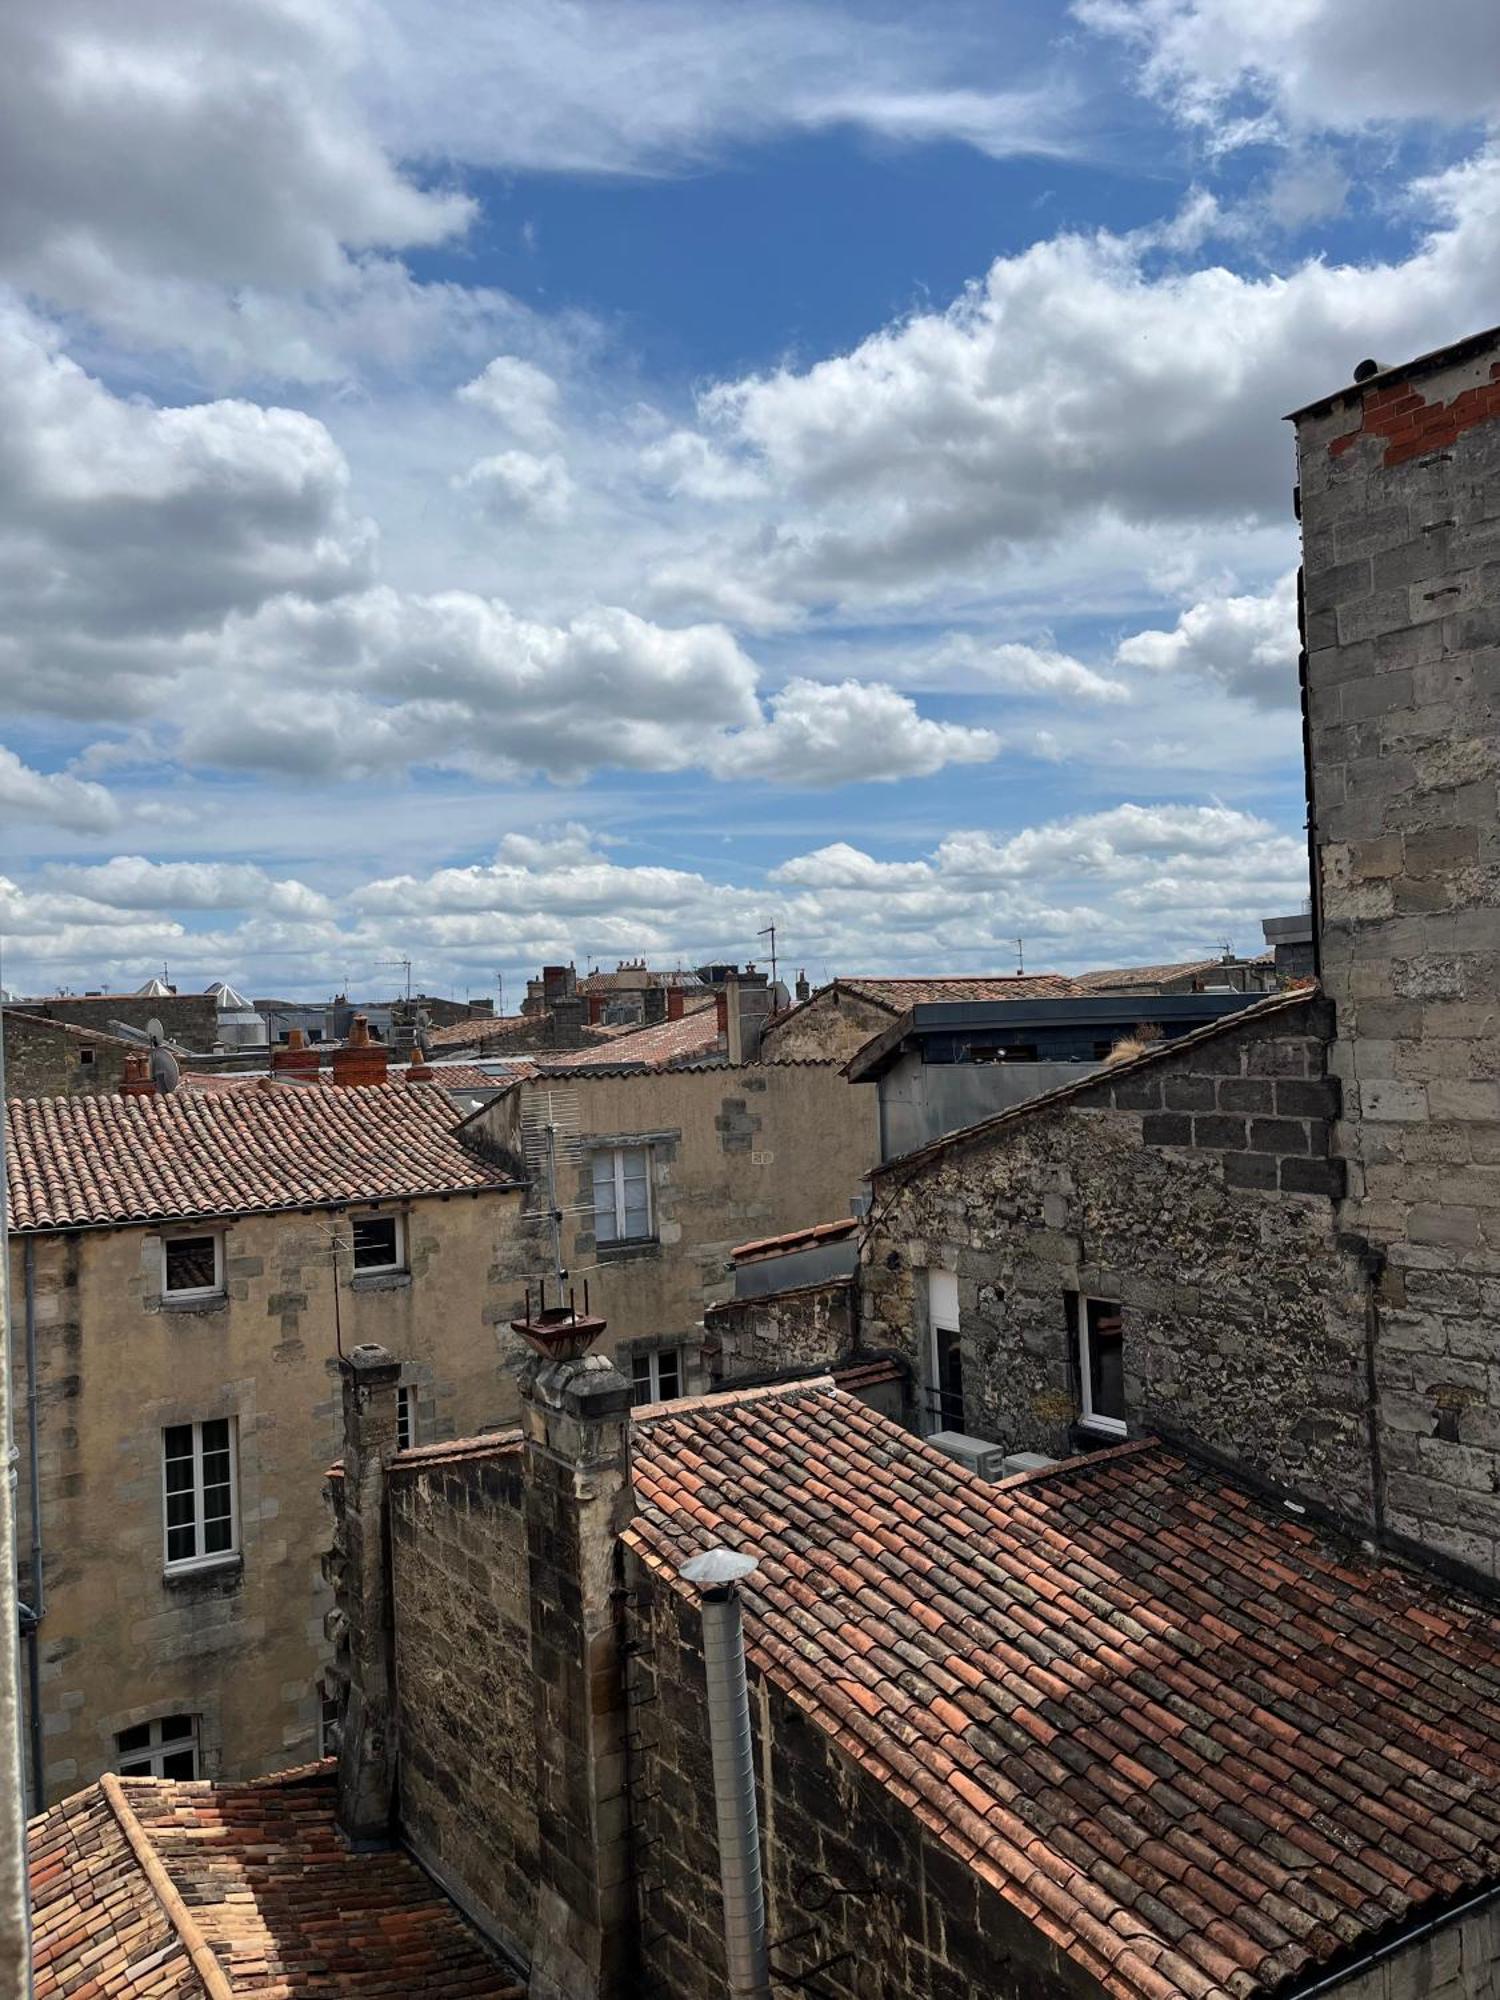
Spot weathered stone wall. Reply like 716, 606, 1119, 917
703, 1279, 857, 1385
627, 1558, 1105, 2000
3, 1012, 133, 1097
388, 1446, 536, 1957
10, 1184, 527, 1804
860, 999, 1378, 1526
1331, 1898, 1500, 2000
1295, 334, 1500, 1580
20, 992, 220, 1050
758, 986, 897, 1063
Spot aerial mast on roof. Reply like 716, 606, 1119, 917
1014, 937, 1024, 976
757, 922, 779, 994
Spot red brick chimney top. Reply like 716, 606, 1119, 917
120, 1051, 156, 1098
667, 988, 685, 1021
330, 1014, 389, 1088
406, 1051, 435, 1082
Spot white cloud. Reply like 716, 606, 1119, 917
1077, 0, 1500, 137
925, 636, 1130, 703
457, 356, 561, 447
0, 303, 372, 720
42, 856, 334, 918
0, 746, 120, 832
658, 143, 1500, 615
706, 678, 999, 786
0, 0, 472, 365
1116, 570, 1297, 705
457, 449, 574, 525
368, 0, 1080, 177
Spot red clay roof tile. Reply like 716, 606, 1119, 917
6, 1080, 516, 1231
623, 1383, 1500, 2000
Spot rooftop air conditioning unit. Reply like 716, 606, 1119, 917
927, 1430, 1008, 1481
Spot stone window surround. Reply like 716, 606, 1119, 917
159, 1227, 225, 1304
591, 1141, 656, 1247
116, 1711, 199, 1780
98, 1691, 224, 1784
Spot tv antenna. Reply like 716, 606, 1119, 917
1014, 937, 1024, 976
757, 922, 779, 992
379, 957, 414, 1002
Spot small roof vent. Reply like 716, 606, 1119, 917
1352, 358, 1386, 383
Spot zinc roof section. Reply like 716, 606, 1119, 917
627, 1383, 1500, 2000
5, 1079, 516, 1232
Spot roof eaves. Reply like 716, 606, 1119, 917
871, 983, 1317, 1181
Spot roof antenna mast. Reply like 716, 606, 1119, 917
757, 922, 778, 993
1014, 937, 1024, 977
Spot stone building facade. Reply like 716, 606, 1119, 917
1293, 328, 1500, 1581
465, 1058, 877, 1404
2, 1008, 135, 1097
859, 991, 1381, 1525
17, 989, 220, 1050
7, 1084, 530, 1807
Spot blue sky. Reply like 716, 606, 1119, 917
1, 0, 1496, 1002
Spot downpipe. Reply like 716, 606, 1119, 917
680, 1549, 771, 2000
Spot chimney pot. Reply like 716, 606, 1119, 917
667, 988, 685, 1021
120, 1051, 156, 1098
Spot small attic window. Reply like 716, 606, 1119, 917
79, 1046, 95, 1067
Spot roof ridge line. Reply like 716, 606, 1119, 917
632, 1373, 837, 1423
98, 1772, 233, 1999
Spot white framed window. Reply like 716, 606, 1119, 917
592, 1146, 653, 1246
351, 1213, 404, 1274
397, 1384, 417, 1452
1077, 1296, 1126, 1437
117, 1714, 198, 1780
926, 1270, 964, 1433
162, 1419, 239, 1571
161, 1232, 224, 1300
630, 1346, 683, 1407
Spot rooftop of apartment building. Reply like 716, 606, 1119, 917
326, 1372, 1500, 2000
29, 1762, 523, 1996
4, 1076, 517, 1231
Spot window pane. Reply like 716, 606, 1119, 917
397, 1388, 413, 1452
1087, 1302, 1125, 1422
159, 1714, 193, 1741
161, 1747, 197, 1780
934, 1327, 965, 1430
118, 1754, 153, 1777
593, 1154, 619, 1244
163, 1424, 194, 1466
620, 1149, 648, 1187
629, 1353, 653, 1406
656, 1350, 681, 1401
352, 1217, 399, 1270
164, 1237, 217, 1292
117, 1723, 150, 1753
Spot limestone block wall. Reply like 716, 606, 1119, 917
2, 1012, 132, 1097
628, 1561, 1105, 2000
1295, 331, 1500, 1579
9, 1185, 526, 1804
1329, 1899, 1500, 2000
388, 1447, 536, 1957
703, 1278, 857, 1385
860, 999, 1377, 1526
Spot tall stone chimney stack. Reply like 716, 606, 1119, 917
334, 1342, 402, 1844
1291, 329, 1500, 1579
513, 1298, 636, 1999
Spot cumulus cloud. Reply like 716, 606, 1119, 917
1116, 570, 1297, 706
0, 746, 120, 832
42, 856, 333, 918
0, 0, 471, 362
706, 679, 999, 786
656, 143, 1500, 613
457, 356, 562, 447
457, 449, 574, 524
0, 303, 372, 719
1077, 0, 1500, 137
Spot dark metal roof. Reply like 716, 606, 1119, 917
1284, 322, 1500, 423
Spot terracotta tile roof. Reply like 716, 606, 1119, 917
729, 1217, 858, 1261
626, 1382, 1500, 2000
421, 1014, 530, 1050
6, 1079, 516, 1232
534, 999, 722, 1071
829, 1353, 907, 1394
30, 1764, 523, 1995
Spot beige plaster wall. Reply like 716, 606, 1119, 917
10, 1184, 529, 1805
478, 1061, 878, 1393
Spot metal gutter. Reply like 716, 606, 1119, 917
1285, 1879, 1500, 1997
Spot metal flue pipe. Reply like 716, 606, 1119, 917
680, 1548, 770, 2000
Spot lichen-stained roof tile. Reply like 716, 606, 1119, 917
625, 1385, 1500, 2000
29, 1766, 523, 1997
6, 1080, 517, 1232
533, 998, 722, 1071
